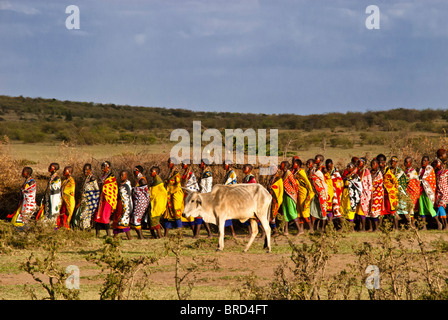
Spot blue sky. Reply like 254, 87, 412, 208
1, 0, 447, 115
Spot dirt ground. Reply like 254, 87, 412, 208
2, 225, 448, 300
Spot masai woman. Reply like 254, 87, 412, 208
417, 155, 437, 230
404, 157, 420, 219
266, 164, 283, 236
8, 167, 37, 229
377, 154, 399, 229
322, 166, 335, 229
242, 164, 257, 184
36, 163, 62, 225
280, 161, 301, 235
131, 165, 150, 239
94, 161, 118, 238
180, 161, 200, 233
199, 159, 213, 194
163, 158, 184, 236
293, 158, 315, 233
368, 159, 383, 232
148, 166, 167, 239
377, 154, 399, 214
71, 163, 100, 230
356, 158, 372, 231
341, 162, 362, 231
57, 166, 76, 230
309, 161, 329, 231
390, 156, 412, 227
433, 158, 447, 230
112, 170, 133, 240
326, 159, 344, 222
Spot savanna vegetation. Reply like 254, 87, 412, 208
0, 94, 447, 147
1, 94, 448, 301
1, 218, 448, 300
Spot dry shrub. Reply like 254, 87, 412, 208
388, 131, 448, 165
0, 137, 25, 219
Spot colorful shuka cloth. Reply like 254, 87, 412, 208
57, 176, 76, 229
72, 174, 100, 230
131, 174, 150, 230
369, 170, 384, 219
418, 165, 437, 217
182, 170, 200, 192
243, 174, 256, 184
436, 168, 448, 208
405, 167, 421, 213
223, 169, 237, 185
181, 170, 200, 226
341, 174, 362, 221
149, 175, 167, 230
113, 180, 133, 233
357, 168, 372, 216
94, 172, 118, 225
324, 171, 339, 218
294, 168, 315, 219
329, 168, 344, 218
381, 167, 399, 215
435, 168, 448, 217
164, 168, 184, 229
309, 170, 328, 220
267, 173, 283, 226
9, 177, 37, 228
37, 173, 62, 223
324, 172, 334, 213
199, 167, 213, 193
392, 167, 410, 215
281, 169, 299, 222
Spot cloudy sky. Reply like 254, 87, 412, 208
1, 0, 447, 115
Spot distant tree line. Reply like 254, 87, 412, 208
0, 95, 447, 145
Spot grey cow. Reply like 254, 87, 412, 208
183, 183, 272, 253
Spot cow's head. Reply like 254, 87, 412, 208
183, 191, 203, 218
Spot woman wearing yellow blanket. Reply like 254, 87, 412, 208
292, 158, 315, 234
57, 166, 76, 230
149, 166, 167, 239
163, 158, 184, 236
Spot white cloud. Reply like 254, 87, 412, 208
0, 0, 40, 15
134, 33, 146, 45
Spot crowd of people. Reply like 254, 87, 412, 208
7, 148, 448, 240
267, 149, 448, 235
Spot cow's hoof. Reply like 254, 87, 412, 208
216, 248, 223, 252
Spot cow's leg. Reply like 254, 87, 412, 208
259, 211, 272, 253
217, 220, 225, 252
243, 218, 258, 253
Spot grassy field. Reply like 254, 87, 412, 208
2, 126, 448, 301
1, 220, 448, 301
